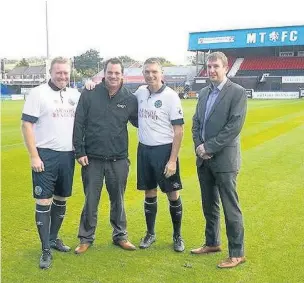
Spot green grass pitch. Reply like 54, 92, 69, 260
1, 99, 304, 283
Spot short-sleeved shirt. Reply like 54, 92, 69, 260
21, 83, 80, 151
135, 84, 184, 146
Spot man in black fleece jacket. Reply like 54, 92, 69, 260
73, 58, 138, 253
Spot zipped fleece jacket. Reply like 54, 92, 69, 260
73, 82, 138, 160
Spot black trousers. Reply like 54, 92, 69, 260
78, 158, 130, 243
197, 162, 244, 257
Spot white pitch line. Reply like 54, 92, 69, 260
248, 121, 304, 124
249, 100, 303, 109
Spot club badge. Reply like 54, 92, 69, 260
154, 100, 162, 108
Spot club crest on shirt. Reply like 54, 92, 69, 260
68, 98, 75, 106
154, 100, 162, 108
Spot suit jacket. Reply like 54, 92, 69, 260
192, 79, 247, 172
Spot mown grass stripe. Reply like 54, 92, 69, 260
242, 115, 304, 150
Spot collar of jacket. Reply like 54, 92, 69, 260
208, 78, 230, 92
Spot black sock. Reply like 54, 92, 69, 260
144, 197, 157, 235
169, 197, 182, 237
35, 204, 51, 250
49, 199, 66, 242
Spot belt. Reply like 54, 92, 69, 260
87, 154, 125, 161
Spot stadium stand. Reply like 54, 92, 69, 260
236, 56, 304, 76
189, 25, 304, 94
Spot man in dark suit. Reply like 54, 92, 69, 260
191, 52, 247, 268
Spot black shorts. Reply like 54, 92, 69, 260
137, 143, 182, 193
32, 148, 75, 199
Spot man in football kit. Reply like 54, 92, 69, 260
135, 58, 185, 252
21, 57, 80, 269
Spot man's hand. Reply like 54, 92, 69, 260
164, 160, 176, 178
201, 153, 212, 160
196, 144, 206, 156
196, 144, 213, 160
77, 156, 89, 166
31, 156, 44, 172
85, 80, 97, 90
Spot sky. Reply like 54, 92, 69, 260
0, 0, 303, 65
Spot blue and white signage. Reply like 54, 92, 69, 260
188, 25, 304, 50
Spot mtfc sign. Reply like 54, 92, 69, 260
247, 31, 298, 44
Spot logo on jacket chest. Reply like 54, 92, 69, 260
117, 104, 126, 108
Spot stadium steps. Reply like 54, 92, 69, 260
240, 56, 304, 70
228, 57, 244, 77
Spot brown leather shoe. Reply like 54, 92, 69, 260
74, 243, 91, 254
190, 245, 222, 254
114, 239, 136, 251
217, 257, 246, 268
